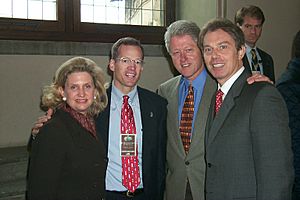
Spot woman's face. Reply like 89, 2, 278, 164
59, 71, 96, 115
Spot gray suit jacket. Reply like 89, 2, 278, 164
205, 69, 294, 200
158, 73, 216, 200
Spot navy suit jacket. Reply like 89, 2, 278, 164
96, 85, 168, 200
243, 47, 275, 83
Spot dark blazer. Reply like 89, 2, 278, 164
205, 69, 294, 200
243, 48, 275, 83
96, 86, 168, 200
27, 109, 106, 200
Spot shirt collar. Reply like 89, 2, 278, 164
111, 81, 138, 105
180, 68, 208, 91
218, 67, 245, 96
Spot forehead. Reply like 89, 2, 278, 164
66, 72, 93, 82
118, 44, 143, 58
170, 35, 197, 48
243, 15, 262, 25
204, 29, 235, 45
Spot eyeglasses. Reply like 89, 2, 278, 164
116, 57, 144, 66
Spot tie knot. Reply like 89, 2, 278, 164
188, 84, 193, 93
216, 89, 223, 96
123, 95, 129, 103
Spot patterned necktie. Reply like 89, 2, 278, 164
251, 48, 260, 72
215, 89, 224, 115
179, 84, 194, 154
121, 95, 140, 192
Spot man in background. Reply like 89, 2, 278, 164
235, 5, 275, 82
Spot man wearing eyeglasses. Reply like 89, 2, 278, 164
29, 37, 168, 200
235, 5, 275, 83
101, 37, 167, 199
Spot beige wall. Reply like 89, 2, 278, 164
0, 55, 173, 147
176, 0, 217, 28
226, 0, 300, 79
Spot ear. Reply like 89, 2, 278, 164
58, 86, 65, 98
109, 59, 115, 72
238, 45, 246, 60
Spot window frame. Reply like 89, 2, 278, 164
0, 0, 175, 44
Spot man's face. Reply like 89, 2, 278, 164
169, 35, 204, 81
238, 15, 263, 47
202, 29, 245, 86
109, 45, 144, 94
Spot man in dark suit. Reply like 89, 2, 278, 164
235, 5, 275, 82
30, 37, 167, 200
198, 18, 294, 200
98, 37, 167, 200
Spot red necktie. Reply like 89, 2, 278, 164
121, 95, 140, 192
215, 89, 224, 115
179, 84, 194, 154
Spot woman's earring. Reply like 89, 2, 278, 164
62, 97, 67, 101
94, 96, 96, 100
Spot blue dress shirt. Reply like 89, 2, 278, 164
178, 69, 207, 136
105, 82, 144, 191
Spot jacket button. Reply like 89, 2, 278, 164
185, 161, 190, 165
207, 163, 212, 168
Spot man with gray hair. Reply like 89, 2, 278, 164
158, 20, 216, 200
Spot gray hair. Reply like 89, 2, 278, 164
164, 20, 200, 53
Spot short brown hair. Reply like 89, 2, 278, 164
234, 5, 265, 26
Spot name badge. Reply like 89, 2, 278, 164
120, 134, 136, 157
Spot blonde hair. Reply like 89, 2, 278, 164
41, 57, 108, 117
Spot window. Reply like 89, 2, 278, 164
0, 0, 175, 44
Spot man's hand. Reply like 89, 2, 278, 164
247, 73, 274, 85
31, 108, 54, 136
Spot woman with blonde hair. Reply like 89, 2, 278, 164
27, 57, 108, 200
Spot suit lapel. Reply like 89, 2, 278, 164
207, 70, 250, 146
242, 55, 252, 73
189, 74, 216, 153
96, 86, 112, 152
167, 77, 186, 154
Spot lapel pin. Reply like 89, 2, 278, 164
150, 112, 153, 117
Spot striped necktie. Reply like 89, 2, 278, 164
251, 48, 260, 72
179, 84, 194, 154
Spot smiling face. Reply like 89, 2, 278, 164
109, 44, 143, 94
169, 34, 204, 81
203, 29, 245, 86
59, 71, 96, 115
238, 15, 263, 48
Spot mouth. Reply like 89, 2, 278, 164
212, 63, 224, 68
75, 99, 88, 103
126, 72, 136, 78
181, 63, 190, 68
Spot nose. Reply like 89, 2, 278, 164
179, 51, 188, 62
211, 48, 220, 58
250, 27, 256, 34
78, 87, 85, 97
